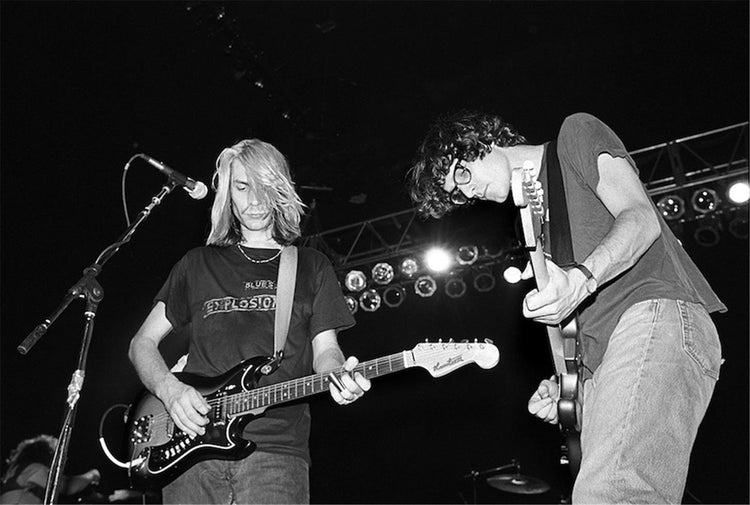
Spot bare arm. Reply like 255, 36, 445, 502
312, 329, 370, 405
523, 153, 661, 324
579, 153, 661, 285
128, 302, 209, 436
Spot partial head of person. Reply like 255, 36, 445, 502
207, 139, 305, 247
408, 110, 527, 219
2, 434, 57, 484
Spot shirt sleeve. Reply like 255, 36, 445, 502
154, 253, 191, 330
309, 253, 356, 338
558, 112, 637, 190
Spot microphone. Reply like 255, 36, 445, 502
140, 154, 208, 200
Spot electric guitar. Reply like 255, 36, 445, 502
124, 340, 500, 489
511, 162, 582, 476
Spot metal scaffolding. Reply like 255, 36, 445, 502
301, 122, 748, 271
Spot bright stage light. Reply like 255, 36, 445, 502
359, 289, 381, 312
727, 180, 750, 205
656, 195, 685, 221
344, 270, 367, 292
424, 247, 452, 272
399, 257, 419, 278
503, 266, 523, 284
456, 245, 479, 265
344, 295, 358, 314
414, 275, 437, 297
371, 262, 395, 285
691, 188, 719, 214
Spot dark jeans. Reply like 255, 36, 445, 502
162, 451, 310, 504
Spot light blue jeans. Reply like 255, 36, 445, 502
573, 299, 722, 504
162, 451, 310, 504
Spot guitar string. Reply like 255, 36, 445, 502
140, 347, 483, 432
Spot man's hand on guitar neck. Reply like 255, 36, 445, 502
527, 376, 560, 424
521, 259, 591, 326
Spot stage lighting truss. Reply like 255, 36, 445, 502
359, 289, 382, 312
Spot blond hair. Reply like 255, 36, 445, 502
206, 139, 305, 246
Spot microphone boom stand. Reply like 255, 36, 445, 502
17, 182, 178, 504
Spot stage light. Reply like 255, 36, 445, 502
503, 266, 523, 284
456, 245, 479, 266
383, 285, 406, 308
691, 188, 719, 214
693, 219, 721, 247
472, 266, 496, 292
482, 245, 504, 259
344, 270, 367, 292
656, 195, 685, 221
359, 289, 381, 312
414, 275, 437, 297
344, 295, 358, 315
727, 180, 750, 205
424, 247, 452, 272
399, 257, 419, 278
445, 275, 467, 299
371, 262, 395, 285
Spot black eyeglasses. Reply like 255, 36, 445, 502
449, 161, 472, 205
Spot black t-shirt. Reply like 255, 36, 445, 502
155, 245, 355, 463
540, 113, 725, 374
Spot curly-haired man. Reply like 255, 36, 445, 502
409, 111, 725, 503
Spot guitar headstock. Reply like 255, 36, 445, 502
410, 339, 499, 377
511, 161, 545, 247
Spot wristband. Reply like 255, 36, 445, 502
574, 264, 598, 294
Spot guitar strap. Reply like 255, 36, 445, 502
274, 246, 298, 360
545, 140, 576, 267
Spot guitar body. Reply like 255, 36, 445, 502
125, 356, 276, 489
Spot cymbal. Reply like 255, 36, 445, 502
486, 473, 551, 495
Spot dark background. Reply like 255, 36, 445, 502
1, 2, 747, 503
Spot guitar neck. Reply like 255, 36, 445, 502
226, 352, 408, 417
528, 239, 550, 290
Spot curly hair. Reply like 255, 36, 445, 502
2, 434, 57, 485
206, 139, 306, 247
407, 110, 527, 218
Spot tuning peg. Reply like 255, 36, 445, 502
461, 339, 469, 343
448, 338, 454, 343
438, 338, 443, 343
484, 338, 494, 344
424, 338, 429, 343
473, 338, 478, 343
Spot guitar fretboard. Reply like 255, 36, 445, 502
225, 352, 406, 416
